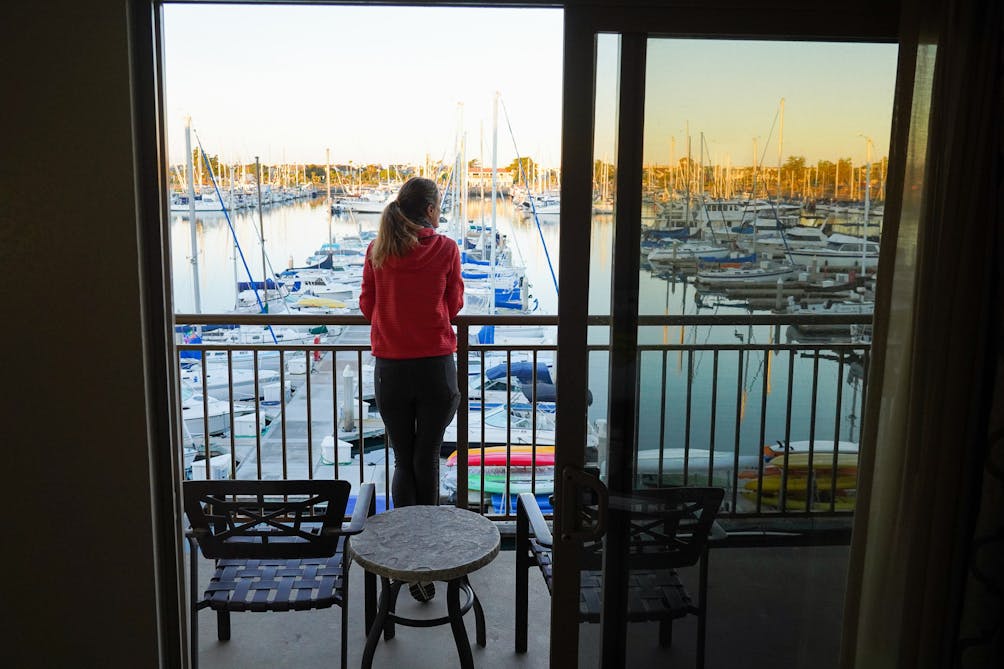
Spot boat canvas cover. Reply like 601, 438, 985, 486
484, 361, 553, 386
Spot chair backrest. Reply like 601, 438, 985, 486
184, 479, 351, 560
579, 486, 724, 571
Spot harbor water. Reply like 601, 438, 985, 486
171, 196, 869, 464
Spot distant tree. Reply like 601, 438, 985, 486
782, 155, 806, 180
507, 157, 537, 185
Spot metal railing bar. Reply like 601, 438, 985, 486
684, 350, 694, 482
227, 352, 236, 480
709, 351, 719, 487
830, 356, 846, 511
658, 349, 669, 483
279, 350, 288, 480
476, 350, 485, 515
305, 350, 313, 480
781, 350, 796, 513
253, 351, 262, 479
530, 350, 538, 503
806, 352, 821, 513
174, 313, 868, 328
635, 343, 866, 353
200, 354, 210, 476
505, 349, 513, 518
456, 322, 470, 510
732, 350, 744, 513
756, 350, 770, 514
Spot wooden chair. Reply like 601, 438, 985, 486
515, 486, 725, 667
184, 479, 375, 669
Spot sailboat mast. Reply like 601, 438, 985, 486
326, 148, 333, 246
684, 123, 691, 224
862, 137, 872, 272
777, 98, 784, 201
835, 160, 839, 201
184, 116, 202, 313
698, 131, 705, 199
490, 92, 499, 315
255, 156, 268, 309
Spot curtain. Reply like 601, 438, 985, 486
841, 0, 1003, 666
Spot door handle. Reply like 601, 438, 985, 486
559, 466, 609, 542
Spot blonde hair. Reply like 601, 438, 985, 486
370, 177, 439, 268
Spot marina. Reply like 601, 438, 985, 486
173, 180, 876, 515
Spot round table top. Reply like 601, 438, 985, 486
349, 505, 500, 582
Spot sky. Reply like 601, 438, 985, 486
163, 5, 564, 168
163, 5, 897, 169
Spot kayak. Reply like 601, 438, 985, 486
767, 451, 858, 470
743, 473, 858, 493
445, 445, 555, 467
463, 465, 555, 494
750, 491, 857, 512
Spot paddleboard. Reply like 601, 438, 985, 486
768, 452, 858, 470
765, 440, 859, 458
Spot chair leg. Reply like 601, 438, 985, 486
515, 509, 529, 653
189, 542, 200, 669
216, 610, 231, 641
697, 547, 710, 669
659, 619, 673, 647
466, 576, 487, 647
447, 579, 475, 669
190, 603, 199, 669
361, 579, 394, 669
341, 589, 349, 669
364, 570, 377, 636
383, 578, 401, 641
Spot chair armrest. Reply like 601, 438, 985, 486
344, 482, 376, 535
517, 492, 552, 547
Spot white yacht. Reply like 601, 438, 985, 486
786, 234, 880, 269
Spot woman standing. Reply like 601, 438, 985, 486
360, 176, 463, 521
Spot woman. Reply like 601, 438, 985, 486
360, 178, 463, 559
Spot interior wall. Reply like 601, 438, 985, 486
3, 1, 162, 665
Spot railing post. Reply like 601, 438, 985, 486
456, 321, 469, 509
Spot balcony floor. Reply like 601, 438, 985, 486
192, 543, 848, 668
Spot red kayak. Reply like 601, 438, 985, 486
446, 445, 556, 467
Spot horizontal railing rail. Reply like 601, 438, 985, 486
175, 313, 871, 525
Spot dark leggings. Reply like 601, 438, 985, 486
374, 355, 460, 507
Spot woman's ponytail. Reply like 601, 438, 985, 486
370, 178, 439, 268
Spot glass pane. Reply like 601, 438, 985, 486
572, 31, 621, 666
625, 38, 896, 667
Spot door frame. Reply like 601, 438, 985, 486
552, 3, 900, 666
131, 1, 902, 665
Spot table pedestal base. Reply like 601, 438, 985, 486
362, 575, 486, 669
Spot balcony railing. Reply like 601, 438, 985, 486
175, 313, 870, 523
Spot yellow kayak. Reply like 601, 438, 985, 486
744, 474, 858, 493
296, 296, 347, 309
750, 492, 857, 512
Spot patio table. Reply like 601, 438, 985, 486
349, 505, 500, 669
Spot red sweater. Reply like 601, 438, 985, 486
360, 228, 464, 359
